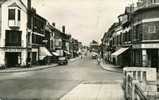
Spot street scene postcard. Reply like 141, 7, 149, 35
0, 0, 158, 100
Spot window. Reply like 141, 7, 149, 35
8, 9, 15, 20
151, 0, 156, 3
18, 10, 21, 21
5, 30, 21, 46
148, 25, 156, 33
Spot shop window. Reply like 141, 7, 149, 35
5, 30, 21, 46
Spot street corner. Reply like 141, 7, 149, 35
99, 62, 123, 73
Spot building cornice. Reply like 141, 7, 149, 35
133, 18, 159, 26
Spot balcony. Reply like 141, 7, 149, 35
135, 2, 159, 12
8, 20, 20, 28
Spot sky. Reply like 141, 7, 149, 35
32, 0, 138, 45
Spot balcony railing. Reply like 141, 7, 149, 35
123, 67, 158, 100
135, 2, 159, 12
8, 20, 20, 28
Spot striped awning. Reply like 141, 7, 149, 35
39, 47, 52, 60
52, 52, 60, 56
111, 48, 129, 57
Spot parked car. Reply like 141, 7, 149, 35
58, 56, 68, 65
91, 52, 98, 59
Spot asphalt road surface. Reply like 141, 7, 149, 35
0, 56, 123, 100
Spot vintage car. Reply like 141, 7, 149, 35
58, 56, 68, 65
91, 52, 98, 59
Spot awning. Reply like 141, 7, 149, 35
52, 52, 59, 56
39, 47, 52, 60
64, 50, 71, 55
111, 48, 129, 57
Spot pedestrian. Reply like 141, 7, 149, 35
97, 55, 101, 65
81, 55, 83, 59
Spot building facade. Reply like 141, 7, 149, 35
0, 0, 28, 68
131, 0, 159, 68
101, 0, 159, 70
0, 0, 80, 68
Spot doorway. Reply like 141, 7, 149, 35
147, 49, 158, 68
5, 52, 20, 67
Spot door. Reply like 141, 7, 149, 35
5, 52, 19, 67
151, 49, 158, 67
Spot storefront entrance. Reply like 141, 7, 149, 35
32, 52, 37, 65
147, 49, 158, 68
5, 52, 21, 67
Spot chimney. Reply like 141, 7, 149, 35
62, 25, 65, 33
52, 22, 56, 27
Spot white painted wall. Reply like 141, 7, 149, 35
1, 0, 27, 47
0, 0, 28, 67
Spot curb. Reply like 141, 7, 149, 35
69, 57, 80, 62
0, 64, 58, 73
100, 63, 123, 73
0, 57, 80, 73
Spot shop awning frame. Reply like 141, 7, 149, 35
111, 48, 129, 58
52, 52, 60, 56
39, 47, 52, 60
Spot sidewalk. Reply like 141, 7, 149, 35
60, 82, 124, 100
0, 57, 80, 73
69, 56, 80, 62
100, 60, 123, 73
0, 64, 58, 73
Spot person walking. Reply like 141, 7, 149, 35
97, 54, 101, 65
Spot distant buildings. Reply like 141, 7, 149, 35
0, 0, 82, 68
101, 0, 159, 70
89, 40, 99, 53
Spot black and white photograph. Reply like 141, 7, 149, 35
0, 0, 158, 99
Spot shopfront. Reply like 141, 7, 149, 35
5, 52, 21, 67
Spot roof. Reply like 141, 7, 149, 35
0, 0, 27, 9
0, 0, 7, 5
134, 4, 159, 15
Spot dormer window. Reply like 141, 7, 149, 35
8, 3, 21, 28
8, 9, 15, 20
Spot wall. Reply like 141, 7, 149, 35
1, 0, 27, 47
0, 0, 28, 66
133, 7, 159, 41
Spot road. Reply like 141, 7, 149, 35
0, 56, 123, 100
